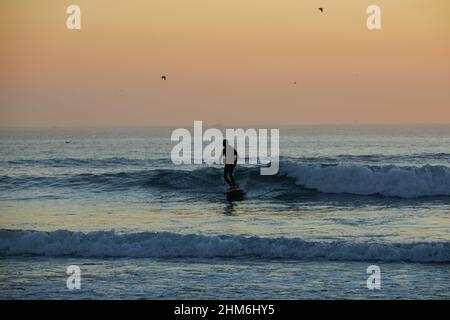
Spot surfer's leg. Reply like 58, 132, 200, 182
224, 166, 232, 187
229, 165, 236, 187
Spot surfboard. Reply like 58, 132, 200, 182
226, 188, 244, 201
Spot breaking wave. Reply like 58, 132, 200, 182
0, 229, 448, 262
1, 161, 449, 198
282, 162, 450, 198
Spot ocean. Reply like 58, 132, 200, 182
0, 125, 449, 299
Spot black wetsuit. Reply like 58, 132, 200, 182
223, 147, 237, 188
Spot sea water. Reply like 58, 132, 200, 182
0, 125, 449, 299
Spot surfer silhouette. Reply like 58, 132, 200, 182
222, 139, 238, 189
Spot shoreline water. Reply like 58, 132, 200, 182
1, 257, 449, 299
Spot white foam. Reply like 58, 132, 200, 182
282, 162, 450, 198
0, 230, 449, 262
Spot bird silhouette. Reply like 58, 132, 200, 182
318, 7, 324, 13
161, 75, 166, 80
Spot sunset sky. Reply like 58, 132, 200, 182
1, 0, 449, 127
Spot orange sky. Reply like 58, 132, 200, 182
1, 0, 449, 127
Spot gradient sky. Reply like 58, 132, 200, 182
1, 0, 449, 127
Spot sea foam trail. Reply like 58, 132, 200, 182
0, 230, 449, 262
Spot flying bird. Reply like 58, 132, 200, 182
318, 7, 324, 13
161, 75, 166, 80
